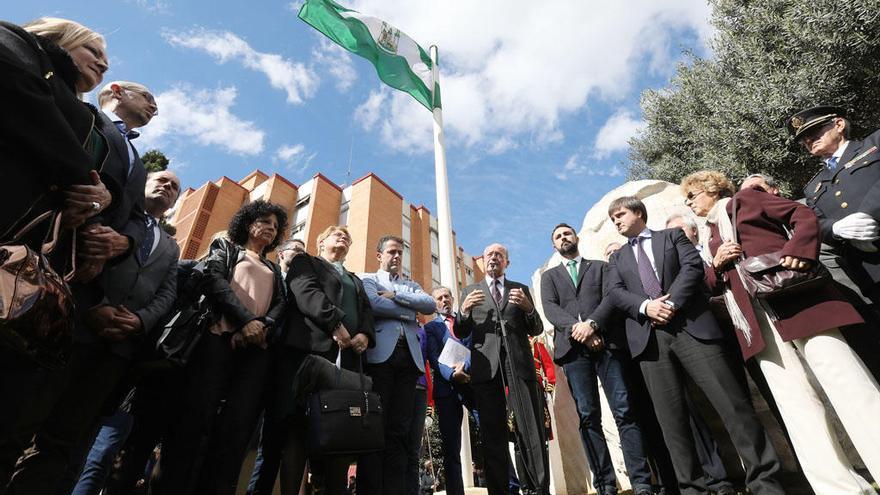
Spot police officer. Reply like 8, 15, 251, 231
792, 106, 880, 299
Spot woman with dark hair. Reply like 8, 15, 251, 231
157, 200, 289, 495
681, 170, 880, 494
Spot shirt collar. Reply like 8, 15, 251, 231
560, 255, 583, 268
485, 274, 505, 287
629, 228, 652, 243
104, 110, 140, 139
378, 268, 403, 282
833, 140, 850, 160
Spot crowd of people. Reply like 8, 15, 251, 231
2, 14, 880, 495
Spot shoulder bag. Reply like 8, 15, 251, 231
0, 211, 75, 369
731, 196, 830, 302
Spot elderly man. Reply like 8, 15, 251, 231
457, 243, 547, 495
358, 235, 436, 495
9, 170, 181, 495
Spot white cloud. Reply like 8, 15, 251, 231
593, 111, 646, 158
555, 153, 624, 180
312, 39, 357, 91
347, 0, 712, 154
286, 1, 304, 13
137, 85, 265, 155
276, 143, 306, 161
164, 29, 318, 104
275, 143, 317, 174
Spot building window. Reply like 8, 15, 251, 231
431, 254, 440, 282
402, 215, 411, 242
338, 200, 350, 226
430, 228, 439, 255
403, 241, 412, 275
291, 221, 306, 240
295, 195, 310, 208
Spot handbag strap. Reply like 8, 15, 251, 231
730, 196, 738, 245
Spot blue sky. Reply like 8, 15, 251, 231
8, 0, 713, 283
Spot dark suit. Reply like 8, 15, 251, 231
607, 228, 783, 495
457, 278, 547, 495
540, 259, 651, 493
7, 226, 179, 495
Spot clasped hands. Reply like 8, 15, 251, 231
85, 304, 142, 341
72, 223, 131, 282
232, 319, 269, 349
331, 323, 368, 354
571, 320, 603, 352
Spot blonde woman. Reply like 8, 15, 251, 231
682, 170, 880, 495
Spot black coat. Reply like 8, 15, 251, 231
805, 129, 880, 293
607, 228, 723, 358
203, 237, 286, 332
540, 259, 619, 363
282, 253, 375, 354
0, 21, 104, 247
455, 279, 543, 384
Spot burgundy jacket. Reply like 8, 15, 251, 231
706, 187, 863, 360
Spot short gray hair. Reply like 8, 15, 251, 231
431, 285, 453, 297
97, 81, 152, 108
665, 213, 698, 231
742, 173, 778, 189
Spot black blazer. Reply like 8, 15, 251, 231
540, 259, 619, 363
607, 228, 722, 358
91, 111, 147, 249
282, 253, 375, 354
456, 279, 542, 384
805, 129, 880, 288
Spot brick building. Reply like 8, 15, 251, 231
169, 169, 483, 293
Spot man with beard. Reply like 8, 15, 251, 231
539, 223, 652, 495
456, 243, 547, 495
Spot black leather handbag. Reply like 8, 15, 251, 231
306, 356, 384, 457
731, 197, 830, 301
151, 261, 212, 367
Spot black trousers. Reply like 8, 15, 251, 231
358, 343, 421, 495
6, 344, 128, 495
156, 332, 269, 495
471, 365, 548, 495
638, 328, 783, 495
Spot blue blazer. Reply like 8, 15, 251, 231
424, 315, 471, 399
361, 270, 435, 372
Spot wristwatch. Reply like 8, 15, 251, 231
587, 319, 600, 331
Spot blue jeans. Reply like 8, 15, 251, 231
560, 347, 651, 494
71, 410, 134, 495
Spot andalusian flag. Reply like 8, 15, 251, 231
298, 0, 440, 110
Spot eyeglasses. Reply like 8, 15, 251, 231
798, 121, 834, 144
686, 190, 706, 201
125, 89, 159, 114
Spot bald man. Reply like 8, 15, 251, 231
456, 243, 548, 495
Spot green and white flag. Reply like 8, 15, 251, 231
298, 0, 440, 111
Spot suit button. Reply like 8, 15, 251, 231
841, 202, 849, 208
834, 178, 841, 184
835, 191, 842, 197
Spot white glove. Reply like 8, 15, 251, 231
832, 212, 880, 241
851, 239, 879, 253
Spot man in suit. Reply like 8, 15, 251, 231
358, 235, 436, 495
457, 243, 547, 495
8, 170, 181, 494
540, 223, 652, 495
74, 81, 157, 283
605, 196, 784, 495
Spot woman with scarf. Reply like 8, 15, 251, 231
681, 170, 880, 495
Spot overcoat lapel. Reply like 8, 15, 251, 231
576, 260, 591, 290
479, 279, 498, 311
500, 279, 511, 311
141, 232, 169, 267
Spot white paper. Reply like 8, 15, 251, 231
438, 338, 470, 368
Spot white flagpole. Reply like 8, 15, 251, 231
429, 44, 474, 489
429, 45, 457, 295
